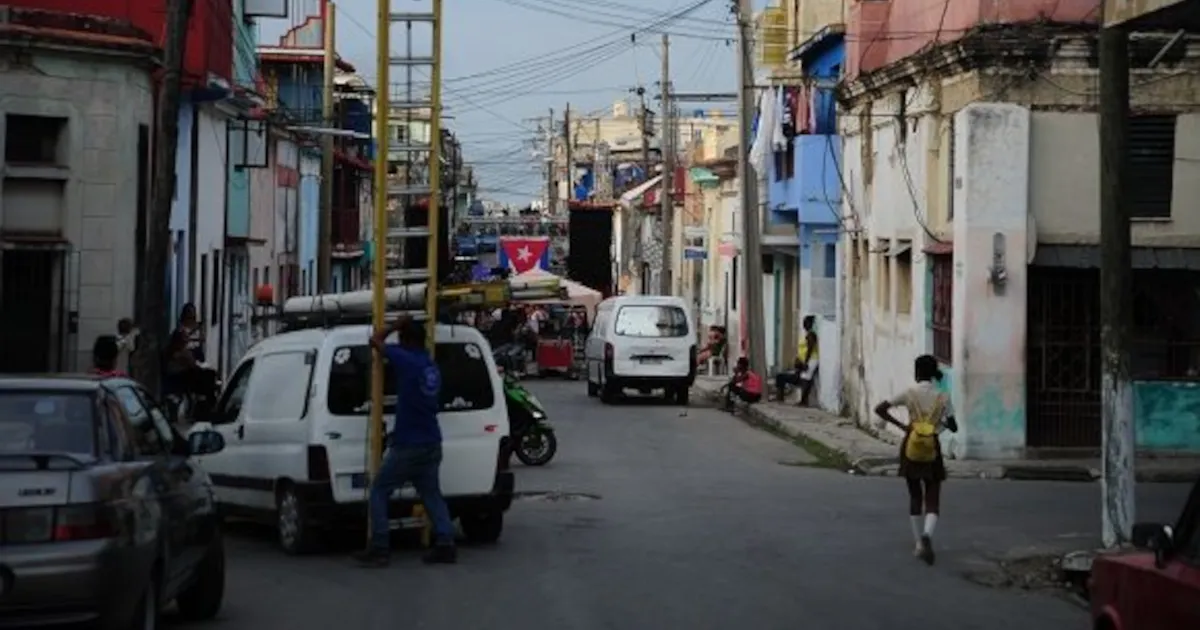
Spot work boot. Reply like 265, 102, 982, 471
422, 543, 458, 565
353, 547, 390, 568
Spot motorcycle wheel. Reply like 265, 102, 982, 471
514, 428, 558, 466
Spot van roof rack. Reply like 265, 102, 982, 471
278, 276, 568, 332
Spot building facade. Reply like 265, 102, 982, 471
0, 8, 157, 372
839, 7, 1200, 457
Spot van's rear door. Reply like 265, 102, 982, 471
317, 331, 505, 503
612, 303, 693, 378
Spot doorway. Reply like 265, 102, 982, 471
0, 249, 59, 372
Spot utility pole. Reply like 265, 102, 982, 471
546, 107, 556, 215
658, 33, 673, 296
136, 0, 193, 394
317, 0, 337, 292
564, 103, 572, 209
736, 0, 767, 377
1098, 22, 1135, 548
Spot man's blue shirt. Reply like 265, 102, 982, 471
383, 344, 442, 446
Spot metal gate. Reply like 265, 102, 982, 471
1026, 267, 1101, 448
0, 245, 81, 373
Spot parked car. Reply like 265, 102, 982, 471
0, 375, 227, 629
1090, 476, 1200, 629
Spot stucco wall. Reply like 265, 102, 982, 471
847, 0, 1100, 77
195, 105, 228, 358
949, 104, 1030, 460
1031, 112, 1200, 247
299, 150, 321, 294
839, 88, 936, 433
0, 49, 153, 369
169, 103, 195, 322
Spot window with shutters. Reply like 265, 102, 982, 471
1128, 115, 1176, 219
930, 254, 953, 364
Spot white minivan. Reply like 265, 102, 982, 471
191, 323, 514, 554
584, 295, 697, 404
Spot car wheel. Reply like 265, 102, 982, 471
675, 386, 690, 406
276, 484, 320, 555
461, 511, 504, 544
115, 570, 158, 630
176, 531, 225, 620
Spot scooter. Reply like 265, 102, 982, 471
500, 367, 557, 466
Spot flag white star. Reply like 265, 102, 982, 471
517, 246, 532, 262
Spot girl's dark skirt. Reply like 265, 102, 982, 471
898, 434, 948, 482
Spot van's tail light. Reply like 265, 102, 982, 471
603, 342, 614, 373
307, 445, 330, 482
689, 344, 698, 378
2, 504, 116, 544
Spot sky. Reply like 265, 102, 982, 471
257, 0, 764, 204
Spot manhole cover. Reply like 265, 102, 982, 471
514, 491, 600, 502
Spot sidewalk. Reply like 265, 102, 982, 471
692, 376, 1200, 482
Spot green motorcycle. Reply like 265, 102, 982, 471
501, 369, 558, 466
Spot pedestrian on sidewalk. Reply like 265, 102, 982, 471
874, 354, 959, 566
355, 316, 457, 568
774, 315, 818, 405
723, 357, 762, 411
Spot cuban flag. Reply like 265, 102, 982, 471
498, 237, 551, 274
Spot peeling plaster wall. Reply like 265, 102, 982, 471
950, 103, 1030, 460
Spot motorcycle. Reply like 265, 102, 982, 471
499, 367, 557, 466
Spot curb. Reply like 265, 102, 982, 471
694, 385, 1200, 483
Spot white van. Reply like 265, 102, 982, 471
191, 323, 514, 554
584, 295, 697, 404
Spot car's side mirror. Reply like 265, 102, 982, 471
1131, 522, 1174, 567
188, 430, 225, 456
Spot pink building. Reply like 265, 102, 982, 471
846, 0, 1102, 77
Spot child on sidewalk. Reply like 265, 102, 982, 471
723, 357, 762, 411
874, 354, 959, 566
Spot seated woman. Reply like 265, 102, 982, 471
696, 325, 728, 372
724, 357, 762, 410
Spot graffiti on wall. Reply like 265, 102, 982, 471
1133, 381, 1200, 452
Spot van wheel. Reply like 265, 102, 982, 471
674, 386, 690, 406
276, 484, 320, 555
176, 531, 225, 620
600, 380, 620, 404
461, 511, 504, 544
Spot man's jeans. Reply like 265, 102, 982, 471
369, 444, 455, 551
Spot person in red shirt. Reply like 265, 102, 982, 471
90, 335, 127, 378
724, 357, 762, 411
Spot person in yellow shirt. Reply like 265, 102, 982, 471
774, 315, 818, 405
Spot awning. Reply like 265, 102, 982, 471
689, 167, 718, 185
887, 241, 912, 257
619, 174, 663, 209
923, 241, 954, 255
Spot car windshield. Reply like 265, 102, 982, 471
0, 391, 95, 455
327, 343, 495, 415
614, 305, 689, 338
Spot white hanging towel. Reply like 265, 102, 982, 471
771, 86, 787, 150
748, 87, 777, 177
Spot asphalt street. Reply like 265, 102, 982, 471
194, 381, 1192, 630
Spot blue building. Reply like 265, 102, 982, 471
790, 24, 845, 411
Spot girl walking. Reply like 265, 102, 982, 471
874, 354, 959, 565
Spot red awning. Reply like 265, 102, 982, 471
923, 241, 954, 255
